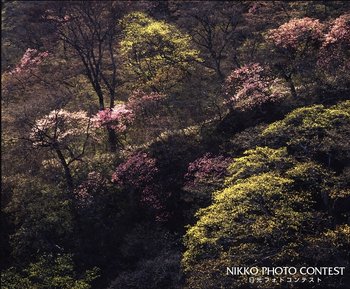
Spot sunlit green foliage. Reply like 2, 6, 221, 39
2, 254, 99, 289
263, 101, 350, 163
2, 2, 350, 289
225, 147, 294, 185
183, 145, 349, 288
120, 12, 201, 92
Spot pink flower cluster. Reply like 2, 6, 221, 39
92, 91, 166, 133
267, 17, 324, 49
111, 152, 158, 188
184, 153, 231, 193
265, 14, 349, 82
127, 90, 165, 113
111, 152, 170, 221
74, 172, 107, 208
318, 14, 350, 72
92, 104, 135, 133
224, 63, 281, 110
323, 14, 350, 46
10, 48, 49, 75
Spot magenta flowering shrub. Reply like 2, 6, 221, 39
91, 91, 164, 133
111, 152, 169, 221
267, 17, 324, 50
127, 90, 165, 114
184, 153, 231, 196
74, 171, 107, 208
92, 104, 135, 133
140, 186, 171, 222
264, 18, 325, 98
10, 48, 49, 75
224, 63, 283, 110
111, 152, 158, 188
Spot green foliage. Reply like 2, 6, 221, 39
222, 124, 267, 156
120, 12, 201, 91
304, 224, 350, 265
2, 254, 99, 289
3, 175, 73, 259
263, 101, 350, 163
183, 146, 349, 289
225, 147, 294, 185
3, 2, 350, 289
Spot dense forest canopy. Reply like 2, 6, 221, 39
1, 1, 350, 289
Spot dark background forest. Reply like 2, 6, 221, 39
1, 1, 350, 288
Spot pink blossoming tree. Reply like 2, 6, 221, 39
224, 63, 283, 110
266, 17, 325, 97
91, 91, 166, 146
74, 171, 107, 208
183, 153, 231, 209
9, 48, 49, 76
92, 104, 135, 133
267, 18, 324, 50
127, 90, 165, 115
318, 14, 350, 85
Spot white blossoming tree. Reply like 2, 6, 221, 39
29, 109, 92, 191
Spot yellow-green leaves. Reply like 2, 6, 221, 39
225, 147, 294, 185
183, 143, 348, 289
2, 254, 99, 289
262, 101, 350, 160
120, 12, 201, 92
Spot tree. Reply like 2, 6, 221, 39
266, 17, 325, 98
183, 147, 350, 289
224, 63, 285, 110
72, 170, 132, 267
92, 104, 135, 134
111, 152, 170, 221
108, 224, 182, 289
1, 1, 58, 71
120, 12, 201, 92
7, 48, 49, 76
318, 13, 350, 87
29, 109, 92, 192
126, 90, 165, 115
183, 153, 230, 210
2, 176, 74, 260
174, 1, 246, 80
45, 2, 132, 152
263, 101, 350, 168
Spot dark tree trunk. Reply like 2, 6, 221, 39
107, 127, 117, 152
55, 148, 74, 192
95, 83, 105, 110
284, 73, 297, 98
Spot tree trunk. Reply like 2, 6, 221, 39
284, 73, 297, 99
95, 84, 105, 110
55, 148, 74, 192
107, 127, 117, 152
215, 59, 224, 81
109, 90, 115, 108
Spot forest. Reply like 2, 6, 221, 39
1, 1, 350, 289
